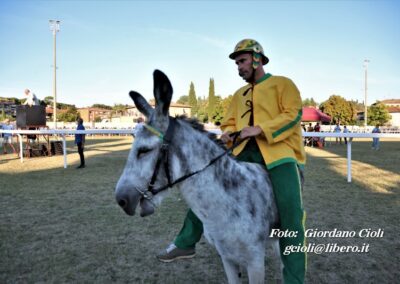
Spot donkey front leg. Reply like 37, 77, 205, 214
247, 256, 265, 284
221, 257, 241, 284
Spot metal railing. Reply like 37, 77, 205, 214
1, 129, 399, 183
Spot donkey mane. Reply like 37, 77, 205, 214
175, 115, 226, 150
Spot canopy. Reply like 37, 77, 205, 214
302, 107, 331, 122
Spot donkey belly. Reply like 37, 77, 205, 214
203, 220, 268, 266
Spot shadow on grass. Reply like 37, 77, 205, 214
310, 140, 400, 174
0, 137, 225, 283
304, 148, 399, 283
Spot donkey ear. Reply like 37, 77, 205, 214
129, 91, 154, 118
153, 70, 173, 116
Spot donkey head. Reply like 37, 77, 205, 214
115, 70, 173, 217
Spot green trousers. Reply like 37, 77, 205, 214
174, 140, 306, 284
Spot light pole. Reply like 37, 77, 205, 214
363, 59, 370, 128
49, 20, 60, 129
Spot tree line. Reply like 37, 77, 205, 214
2, 84, 392, 126
303, 95, 391, 126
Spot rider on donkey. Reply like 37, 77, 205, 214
157, 39, 307, 284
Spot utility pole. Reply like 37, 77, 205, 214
364, 59, 370, 127
49, 20, 60, 129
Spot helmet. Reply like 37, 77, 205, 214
229, 39, 269, 68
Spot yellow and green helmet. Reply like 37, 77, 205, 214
229, 39, 269, 69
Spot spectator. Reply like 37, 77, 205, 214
306, 123, 314, 146
343, 125, 349, 144
133, 117, 144, 137
75, 118, 86, 168
371, 124, 381, 150
2, 119, 17, 155
334, 123, 342, 144
314, 122, 321, 132
23, 89, 39, 106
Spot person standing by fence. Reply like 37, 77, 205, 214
75, 118, 86, 168
1, 119, 17, 155
371, 124, 381, 150
343, 125, 349, 144
334, 123, 342, 144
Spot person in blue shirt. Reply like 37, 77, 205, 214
75, 118, 86, 168
371, 124, 381, 150
2, 119, 17, 155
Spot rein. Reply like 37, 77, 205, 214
137, 118, 247, 201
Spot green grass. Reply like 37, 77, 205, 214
1, 137, 399, 283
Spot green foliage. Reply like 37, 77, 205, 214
92, 104, 112, 110
221, 95, 233, 119
112, 104, 128, 117
368, 102, 391, 126
1, 109, 6, 120
210, 96, 224, 124
176, 95, 189, 105
196, 96, 208, 122
207, 78, 216, 122
0, 97, 22, 105
302, 97, 318, 107
319, 95, 356, 124
188, 82, 198, 117
349, 100, 365, 112
43, 96, 54, 106
57, 107, 79, 122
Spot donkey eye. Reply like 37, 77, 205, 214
137, 147, 152, 159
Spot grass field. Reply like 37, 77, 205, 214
1, 136, 399, 283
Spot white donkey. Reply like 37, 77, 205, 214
115, 70, 280, 284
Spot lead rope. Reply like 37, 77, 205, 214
150, 131, 248, 195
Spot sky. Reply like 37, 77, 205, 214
0, 0, 399, 108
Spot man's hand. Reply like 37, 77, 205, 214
240, 126, 262, 139
220, 131, 233, 143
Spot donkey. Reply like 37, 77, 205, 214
115, 70, 280, 284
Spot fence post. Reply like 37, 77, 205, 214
61, 135, 67, 168
17, 134, 24, 163
347, 139, 352, 182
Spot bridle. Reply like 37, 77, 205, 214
135, 117, 246, 203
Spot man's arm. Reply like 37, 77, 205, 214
257, 78, 302, 144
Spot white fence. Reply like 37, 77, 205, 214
1, 129, 399, 183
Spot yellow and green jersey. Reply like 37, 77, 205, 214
221, 73, 306, 169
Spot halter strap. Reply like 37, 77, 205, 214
141, 118, 247, 198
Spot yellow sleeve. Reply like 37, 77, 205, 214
259, 78, 302, 144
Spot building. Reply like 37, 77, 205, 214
77, 107, 113, 122
0, 99, 17, 117
381, 99, 400, 127
126, 103, 191, 121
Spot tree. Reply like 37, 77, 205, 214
92, 104, 112, 110
319, 95, 355, 124
196, 96, 208, 122
207, 78, 216, 122
221, 95, 233, 119
176, 95, 189, 105
368, 102, 391, 126
57, 107, 79, 122
112, 104, 128, 116
302, 98, 318, 107
43, 96, 54, 106
210, 96, 224, 124
188, 82, 198, 117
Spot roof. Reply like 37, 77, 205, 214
302, 107, 331, 122
127, 103, 191, 109
387, 106, 400, 113
381, 99, 400, 104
